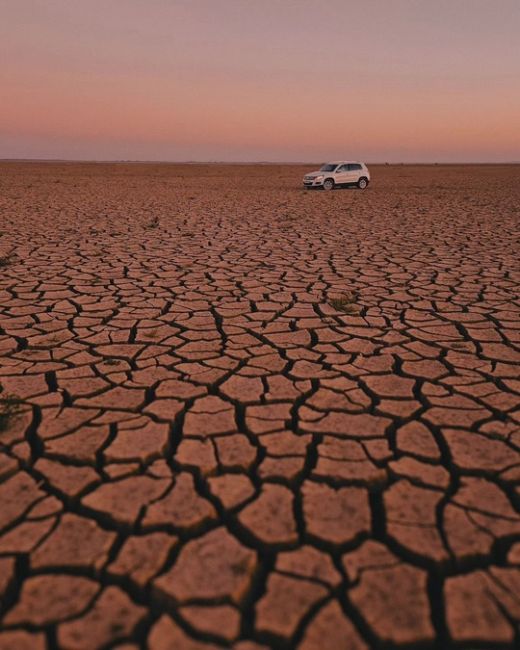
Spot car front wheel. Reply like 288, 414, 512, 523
323, 178, 335, 191
357, 177, 368, 189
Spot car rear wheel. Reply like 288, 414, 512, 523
357, 177, 368, 189
323, 178, 335, 191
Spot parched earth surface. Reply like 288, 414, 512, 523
0, 162, 519, 650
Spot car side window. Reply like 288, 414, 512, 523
337, 165, 347, 172
348, 164, 362, 171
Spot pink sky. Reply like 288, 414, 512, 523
1, 0, 519, 162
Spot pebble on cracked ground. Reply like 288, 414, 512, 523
0, 162, 519, 649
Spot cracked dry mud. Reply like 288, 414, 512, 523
0, 162, 519, 650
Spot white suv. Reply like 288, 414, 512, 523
303, 161, 370, 190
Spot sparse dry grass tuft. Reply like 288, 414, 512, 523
0, 391, 25, 432
329, 292, 359, 314
146, 216, 160, 229
0, 252, 15, 267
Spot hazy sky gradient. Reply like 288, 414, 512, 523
1, 0, 519, 162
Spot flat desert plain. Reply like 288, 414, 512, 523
0, 163, 519, 649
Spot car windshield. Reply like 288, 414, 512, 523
319, 164, 338, 172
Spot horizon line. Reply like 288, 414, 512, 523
1, 158, 520, 166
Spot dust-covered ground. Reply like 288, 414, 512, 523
0, 162, 519, 649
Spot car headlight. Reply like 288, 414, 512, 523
315, 175, 324, 181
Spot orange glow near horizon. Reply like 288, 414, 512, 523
1, 0, 519, 162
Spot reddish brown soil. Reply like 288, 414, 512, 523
0, 162, 519, 649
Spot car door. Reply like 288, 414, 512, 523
346, 163, 361, 183
334, 164, 349, 185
